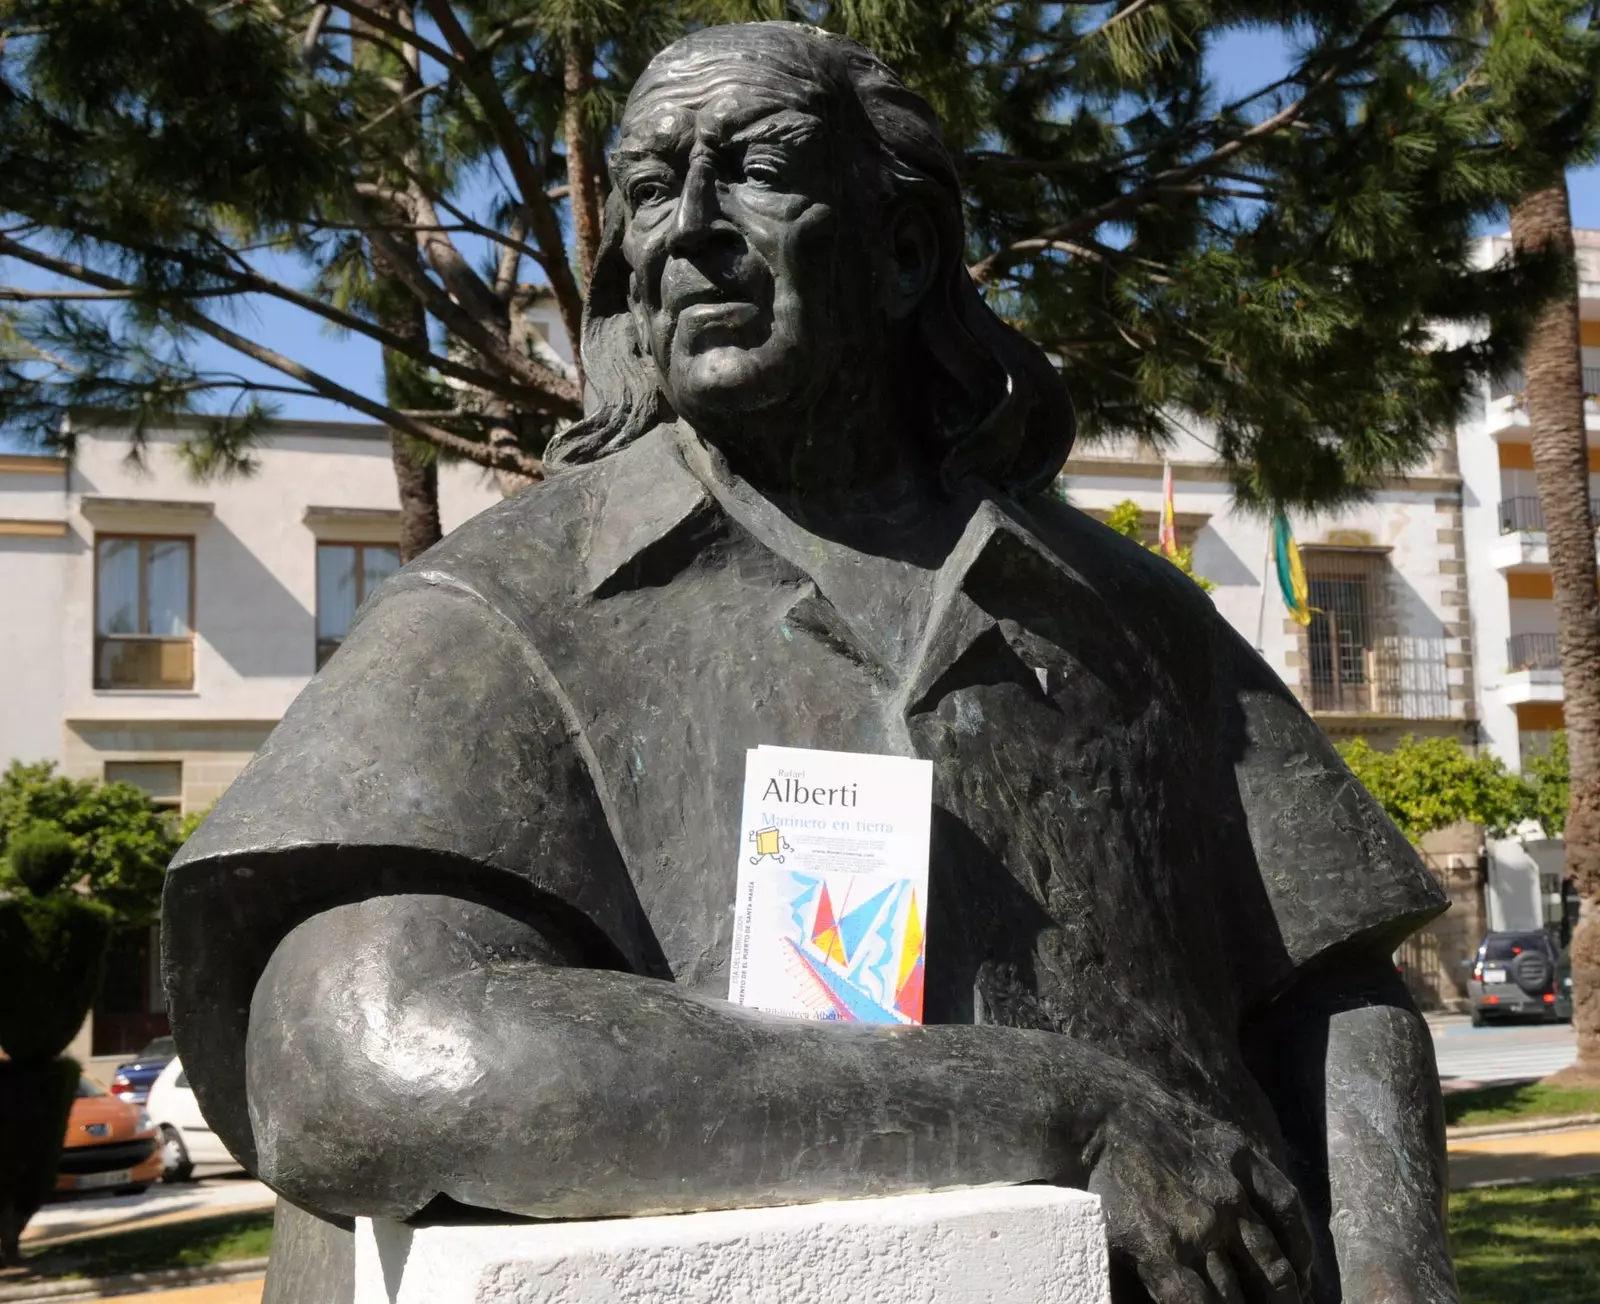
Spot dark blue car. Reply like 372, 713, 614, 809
109, 1035, 176, 1105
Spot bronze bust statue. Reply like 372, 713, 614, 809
164, 22, 1456, 1304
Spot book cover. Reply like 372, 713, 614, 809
728, 745, 932, 1024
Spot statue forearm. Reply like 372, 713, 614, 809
1321, 996, 1457, 1303
245, 895, 1113, 1221
1249, 955, 1457, 1303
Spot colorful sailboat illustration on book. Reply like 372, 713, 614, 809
780, 873, 925, 1023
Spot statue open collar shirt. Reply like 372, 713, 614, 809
164, 420, 1446, 1180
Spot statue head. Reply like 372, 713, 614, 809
546, 21, 1074, 498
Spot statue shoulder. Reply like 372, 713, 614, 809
418, 457, 608, 598
1012, 492, 1223, 638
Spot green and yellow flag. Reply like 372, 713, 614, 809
1272, 513, 1312, 626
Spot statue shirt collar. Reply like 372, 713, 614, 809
574, 421, 1096, 716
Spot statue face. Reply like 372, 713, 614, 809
613, 57, 862, 424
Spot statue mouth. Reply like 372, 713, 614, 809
675, 300, 760, 327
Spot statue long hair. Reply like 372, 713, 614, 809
544, 22, 1075, 499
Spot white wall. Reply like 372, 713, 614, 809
1060, 428, 1464, 715
0, 461, 72, 766
57, 421, 503, 729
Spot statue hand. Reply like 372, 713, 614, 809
1085, 1088, 1314, 1303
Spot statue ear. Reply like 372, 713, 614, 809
881, 200, 939, 321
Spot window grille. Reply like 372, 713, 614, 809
1304, 551, 1397, 715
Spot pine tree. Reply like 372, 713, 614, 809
0, 0, 1590, 513
0, 0, 774, 485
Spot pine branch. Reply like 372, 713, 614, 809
0, 233, 574, 416
1, 242, 540, 475
325, 1, 466, 75
970, 0, 1423, 283
418, 0, 584, 352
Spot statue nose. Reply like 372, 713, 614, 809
669, 155, 721, 252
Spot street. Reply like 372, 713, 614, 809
1430, 1015, 1578, 1088
22, 1167, 273, 1248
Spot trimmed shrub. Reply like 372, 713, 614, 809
0, 1058, 79, 1266
7, 822, 78, 897
0, 894, 114, 1063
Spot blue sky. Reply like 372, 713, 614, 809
4, 24, 1598, 451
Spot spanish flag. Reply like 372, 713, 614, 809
1273, 513, 1312, 626
1159, 461, 1179, 559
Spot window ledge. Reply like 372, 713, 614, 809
91, 689, 201, 698
304, 505, 401, 544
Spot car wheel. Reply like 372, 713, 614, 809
1471, 1008, 1485, 1028
160, 1126, 194, 1183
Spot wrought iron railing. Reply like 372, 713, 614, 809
1508, 631, 1562, 672
1490, 366, 1600, 400
1498, 496, 1600, 534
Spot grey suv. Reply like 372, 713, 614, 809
1466, 931, 1572, 1026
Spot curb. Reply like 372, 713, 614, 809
1447, 1112, 1600, 1142
0, 1256, 268, 1302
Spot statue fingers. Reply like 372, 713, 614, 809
1231, 1214, 1303, 1304
1203, 1250, 1248, 1304
1240, 1152, 1315, 1285
1135, 1256, 1215, 1304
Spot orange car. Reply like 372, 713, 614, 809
55, 1075, 161, 1195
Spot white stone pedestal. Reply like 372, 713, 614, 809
353, 1186, 1109, 1304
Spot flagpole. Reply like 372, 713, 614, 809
1254, 520, 1271, 651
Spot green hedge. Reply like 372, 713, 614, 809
0, 894, 114, 1063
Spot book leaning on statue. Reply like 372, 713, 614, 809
728, 745, 932, 1024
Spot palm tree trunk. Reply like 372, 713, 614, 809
1511, 176, 1600, 1081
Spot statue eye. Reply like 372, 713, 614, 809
628, 177, 674, 208
744, 161, 782, 186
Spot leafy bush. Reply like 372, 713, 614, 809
6, 821, 77, 896
1101, 499, 1216, 592
1523, 732, 1571, 837
0, 760, 180, 926
1337, 735, 1536, 844
0, 893, 114, 1063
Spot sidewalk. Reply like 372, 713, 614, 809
112, 1283, 261, 1304
1448, 1124, 1600, 1188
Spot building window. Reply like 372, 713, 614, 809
95, 535, 194, 690
316, 542, 400, 668
104, 761, 183, 812
1305, 552, 1393, 714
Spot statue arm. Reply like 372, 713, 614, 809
245, 893, 1313, 1303
247, 892, 1096, 1220
1246, 950, 1457, 1303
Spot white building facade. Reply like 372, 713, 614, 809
0, 419, 507, 1060
1454, 229, 1600, 943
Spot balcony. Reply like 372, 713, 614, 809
1491, 497, 1600, 572
1509, 632, 1561, 670
1486, 367, 1600, 436
1503, 632, 1564, 705
1498, 496, 1600, 534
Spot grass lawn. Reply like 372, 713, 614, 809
1444, 1081, 1600, 1129
1452, 1177, 1600, 1303
18, 1209, 274, 1280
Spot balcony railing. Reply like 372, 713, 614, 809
1508, 632, 1562, 672
1491, 366, 1600, 400
1498, 496, 1600, 534
95, 636, 194, 690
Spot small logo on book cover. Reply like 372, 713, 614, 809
748, 826, 792, 864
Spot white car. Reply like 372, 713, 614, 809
145, 1057, 236, 1182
